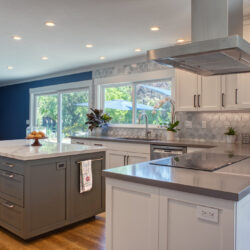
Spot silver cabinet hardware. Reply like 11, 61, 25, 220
4, 163, 14, 168
76, 142, 84, 145
235, 88, 238, 104
1, 172, 14, 178
123, 155, 126, 165
198, 95, 201, 108
76, 157, 104, 164
222, 93, 225, 107
94, 143, 103, 146
56, 163, 66, 170
194, 95, 197, 107
2, 201, 14, 209
126, 155, 129, 165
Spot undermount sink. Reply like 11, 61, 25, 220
118, 137, 159, 141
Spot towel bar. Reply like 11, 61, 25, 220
76, 157, 104, 164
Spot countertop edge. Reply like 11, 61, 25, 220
102, 170, 240, 201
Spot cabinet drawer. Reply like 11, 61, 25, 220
0, 197, 23, 231
0, 157, 24, 175
0, 170, 24, 207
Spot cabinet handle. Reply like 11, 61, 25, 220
4, 163, 14, 168
76, 142, 84, 145
123, 155, 126, 165
1, 172, 14, 178
198, 95, 201, 108
2, 201, 14, 209
126, 155, 129, 165
94, 143, 103, 146
76, 157, 104, 164
235, 88, 238, 104
222, 93, 225, 107
194, 95, 196, 107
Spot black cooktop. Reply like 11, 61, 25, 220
150, 152, 248, 172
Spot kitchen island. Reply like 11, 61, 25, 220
103, 143, 250, 250
0, 140, 106, 239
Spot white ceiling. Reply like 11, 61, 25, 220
1, 0, 250, 85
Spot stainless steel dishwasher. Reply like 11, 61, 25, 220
150, 144, 187, 160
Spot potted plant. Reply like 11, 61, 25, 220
224, 127, 236, 144
166, 121, 180, 140
85, 108, 112, 136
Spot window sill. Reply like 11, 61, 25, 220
108, 124, 165, 129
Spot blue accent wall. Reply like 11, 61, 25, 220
0, 71, 92, 140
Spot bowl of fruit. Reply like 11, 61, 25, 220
26, 131, 47, 146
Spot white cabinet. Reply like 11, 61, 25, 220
176, 70, 198, 111
237, 73, 250, 108
127, 152, 150, 165
176, 70, 222, 111
198, 75, 222, 111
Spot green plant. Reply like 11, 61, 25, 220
224, 127, 236, 136
85, 108, 112, 131
166, 121, 180, 132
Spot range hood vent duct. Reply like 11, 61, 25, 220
147, 0, 250, 76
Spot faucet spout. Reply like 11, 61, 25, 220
138, 113, 151, 138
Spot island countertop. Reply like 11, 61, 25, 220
103, 143, 250, 201
0, 140, 106, 160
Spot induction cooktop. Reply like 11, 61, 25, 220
150, 152, 248, 172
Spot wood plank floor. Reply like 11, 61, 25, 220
0, 213, 105, 250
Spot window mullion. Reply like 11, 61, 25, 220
57, 93, 62, 143
132, 83, 136, 124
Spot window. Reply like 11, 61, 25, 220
30, 81, 92, 143
101, 79, 172, 125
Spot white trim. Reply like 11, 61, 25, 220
94, 69, 174, 85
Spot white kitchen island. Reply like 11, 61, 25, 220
103, 144, 250, 250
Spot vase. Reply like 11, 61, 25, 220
225, 135, 236, 144
91, 127, 102, 137
167, 131, 175, 141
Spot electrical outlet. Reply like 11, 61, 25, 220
202, 121, 206, 128
197, 206, 219, 223
185, 120, 192, 128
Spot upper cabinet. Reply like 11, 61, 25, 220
175, 70, 221, 112
175, 70, 250, 112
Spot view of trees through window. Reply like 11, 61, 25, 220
103, 80, 172, 125
35, 89, 89, 142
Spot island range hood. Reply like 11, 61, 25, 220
147, 0, 250, 76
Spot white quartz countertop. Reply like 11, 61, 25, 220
0, 140, 106, 161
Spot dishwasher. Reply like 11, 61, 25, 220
150, 144, 187, 160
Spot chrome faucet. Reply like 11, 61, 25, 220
138, 113, 151, 138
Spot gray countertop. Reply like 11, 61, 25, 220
102, 142, 250, 201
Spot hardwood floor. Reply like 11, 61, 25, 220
0, 213, 105, 250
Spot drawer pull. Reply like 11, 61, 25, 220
2, 172, 14, 178
76, 142, 85, 145
2, 201, 14, 209
94, 143, 103, 146
4, 163, 14, 168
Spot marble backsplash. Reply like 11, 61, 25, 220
104, 112, 250, 143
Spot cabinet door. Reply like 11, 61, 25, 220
70, 153, 105, 223
198, 75, 221, 111
237, 73, 250, 108
127, 152, 150, 165
175, 69, 198, 111
221, 75, 238, 110
107, 150, 126, 169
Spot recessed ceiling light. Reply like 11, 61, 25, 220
85, 44, 93, 48
176, 39, 185, 44
135, 48, 142, 52
7, 66, 14, 70
13, 35, 22, 40
99, 56, 105, 60
41, 56, 48, 60
150, 26, 160, 31
45, 21, 55, 27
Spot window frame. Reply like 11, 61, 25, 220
99, 78, 173, 127
29, 80, 92, 143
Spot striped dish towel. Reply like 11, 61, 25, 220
80, 160, 93, 193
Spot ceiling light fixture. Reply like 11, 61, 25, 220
135, 48, 142, 52
176, 39, 185, 44
99, 56, 105, 60
41, 56, 48, 60
85, 44, 93, 48
13, 35, 22, 40
45, 21, 56, 27
7, 66, 14, 70
150, 26, 160, 31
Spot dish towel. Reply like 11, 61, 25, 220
80, 160, 93, 193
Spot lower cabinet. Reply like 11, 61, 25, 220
106, 178, 247, 250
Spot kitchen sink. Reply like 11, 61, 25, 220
118, 137, 159, 141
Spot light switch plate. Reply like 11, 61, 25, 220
197, 205, 219, 223
185, 120, 192, 128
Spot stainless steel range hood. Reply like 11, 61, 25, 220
147, 0, 250, 76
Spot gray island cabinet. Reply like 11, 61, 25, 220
0, 140, 105, 239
